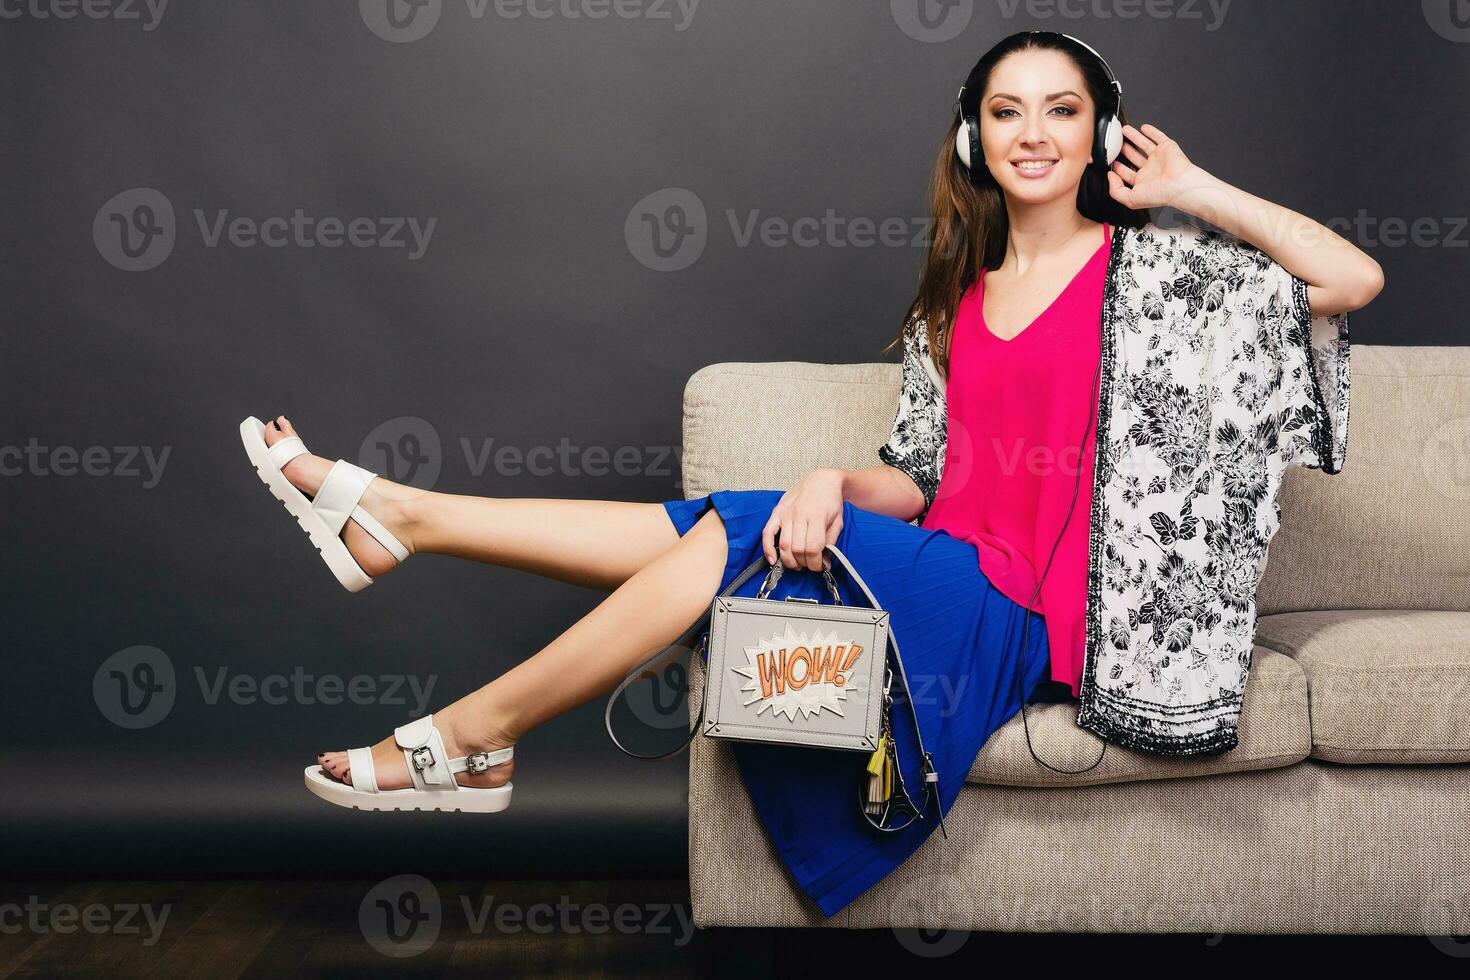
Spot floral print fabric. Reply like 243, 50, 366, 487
878, 220, 1351, 755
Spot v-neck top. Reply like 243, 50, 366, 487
920, 222, 1110, 697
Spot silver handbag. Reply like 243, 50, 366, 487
605, 534, 946, 836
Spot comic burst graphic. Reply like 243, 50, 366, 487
730, 623, 870, 722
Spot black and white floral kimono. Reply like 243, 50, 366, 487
878, 220, 1351, 756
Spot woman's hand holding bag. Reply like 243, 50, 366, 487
762, 468, 846, 571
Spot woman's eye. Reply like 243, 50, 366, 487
994, 106, 1076, 118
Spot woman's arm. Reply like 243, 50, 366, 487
1109, 123, 1385, 316
870, 315, 947, 524
843, 465, 926, 523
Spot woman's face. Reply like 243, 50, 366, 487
978, 48, 1096, 203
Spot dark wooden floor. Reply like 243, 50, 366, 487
0, 879, 1460, 977
0, 879, 725, 979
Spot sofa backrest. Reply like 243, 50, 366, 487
678, 345, 1470, 616
1259, 344, 1470, 614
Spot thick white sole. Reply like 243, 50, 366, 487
239, 416, 373, 593
304, 766, 513, 813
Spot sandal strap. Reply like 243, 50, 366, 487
394, 716, 514, 790
452, 746, 514, 774
313, 460, 375, 538
395, 715, 456, 791
313, 459, 410, 562
346, 746, 379, 794
266, 435, 308, 471
349, 504, 410, 563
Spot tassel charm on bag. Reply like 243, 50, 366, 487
864, 732, 892, 816
864, 674, 898, 817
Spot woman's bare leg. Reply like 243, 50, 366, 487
318, 502, 730, 790
261, 416, 684, 590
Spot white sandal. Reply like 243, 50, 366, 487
238, 416, 410, 592
304, 714, 514, 813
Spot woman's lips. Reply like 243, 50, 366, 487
1012, 160, 1058, 179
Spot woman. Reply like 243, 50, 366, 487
241, 32, 1381, 916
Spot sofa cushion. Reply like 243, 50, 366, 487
968, 647, 1310, 787
1253, 610, 1470, 764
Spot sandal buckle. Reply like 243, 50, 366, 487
463, 752, 492, 774
411, 746, 436, 772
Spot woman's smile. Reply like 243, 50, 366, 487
1012, 157, 1060, 178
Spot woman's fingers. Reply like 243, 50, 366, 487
1122, 123, 1157, 153
778, 518, 797, 569
804, 517, 825, 571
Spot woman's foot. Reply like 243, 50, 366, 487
315, 706, 516, 790
261, 415, 423, 579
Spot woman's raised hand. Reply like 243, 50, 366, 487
761, 469, 847, 571
1107, 123, 1205, 211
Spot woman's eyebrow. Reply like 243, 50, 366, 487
988, 90, 1082, 103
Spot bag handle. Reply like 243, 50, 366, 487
602, 531, 946, 839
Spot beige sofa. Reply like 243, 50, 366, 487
678, 344, 1470, 934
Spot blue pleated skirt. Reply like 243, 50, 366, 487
662, 488, 1052, 918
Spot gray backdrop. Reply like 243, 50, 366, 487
3, 0, 1465, 876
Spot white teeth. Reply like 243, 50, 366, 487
1016, 160, 1056, 170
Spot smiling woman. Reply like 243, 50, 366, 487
228, 27, 1372, 926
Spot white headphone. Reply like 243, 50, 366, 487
954, 31, 1125, 176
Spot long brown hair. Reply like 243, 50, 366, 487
885, 32, 1152, 377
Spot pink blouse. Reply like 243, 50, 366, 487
921, 222, 1110, 698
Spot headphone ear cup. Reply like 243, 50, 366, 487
955, 119, 973, 169
1100, 114, 1124, 166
